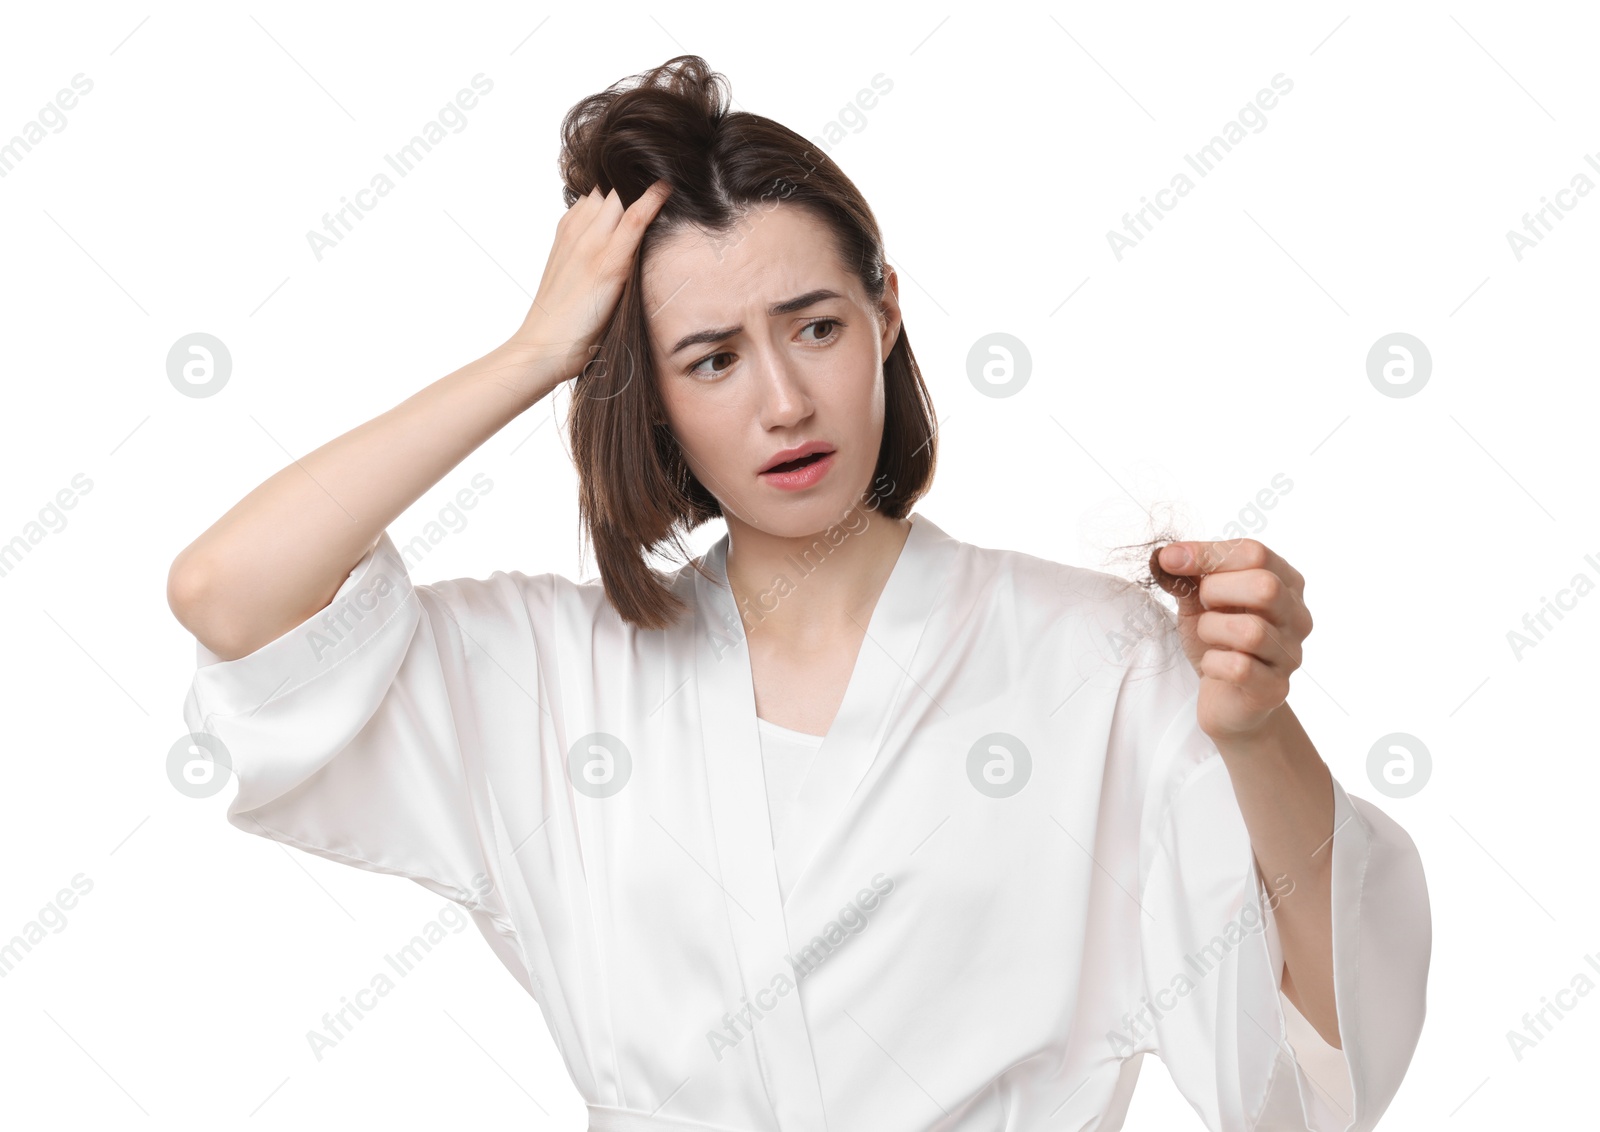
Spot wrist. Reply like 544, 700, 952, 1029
485, 338, 575, 404
1206, 703, 1291, 759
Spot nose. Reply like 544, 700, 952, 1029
754, 346, 813, 431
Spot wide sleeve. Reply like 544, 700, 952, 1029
1116, 609, 1431, 1131
179, 531, 557, 927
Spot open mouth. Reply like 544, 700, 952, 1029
763, 451, 830, 474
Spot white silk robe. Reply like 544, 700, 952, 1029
180, 512, 1431, 1131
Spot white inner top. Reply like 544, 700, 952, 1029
756, 715, 825, 903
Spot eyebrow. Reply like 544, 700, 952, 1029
667, 288, 845, 356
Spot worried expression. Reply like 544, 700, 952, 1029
642, 202, 902, 537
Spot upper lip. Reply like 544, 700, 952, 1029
759, 440, 835, 473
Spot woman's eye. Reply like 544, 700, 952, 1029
689, 352, 735, 378
801, 318, 840, 342
686, 319, 841, 378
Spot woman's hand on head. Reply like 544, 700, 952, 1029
503, 179, 674, 399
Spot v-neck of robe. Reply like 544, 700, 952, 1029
743, 520, 915, 747
689, 510, 958, 1127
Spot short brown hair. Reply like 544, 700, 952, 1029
558, 55, 938, 630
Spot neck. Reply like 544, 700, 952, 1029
723, 505, 912, 643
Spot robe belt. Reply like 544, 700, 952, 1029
586, 1105, 761, 1132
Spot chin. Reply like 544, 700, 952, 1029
751, 477, 878, 537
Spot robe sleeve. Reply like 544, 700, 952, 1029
179, 532, 558, 927
1117, 608, 1431, 1131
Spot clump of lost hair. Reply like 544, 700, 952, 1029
556, 54, 938, 630
1084, 500, 1198, 673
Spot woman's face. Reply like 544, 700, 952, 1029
642, 202, 902, 539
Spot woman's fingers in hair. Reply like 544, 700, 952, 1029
582, 179, 673, 252
566, 179, 671, 258
615, 179, 674, 240
559, 185, 605, 231
568, 185, 618, 244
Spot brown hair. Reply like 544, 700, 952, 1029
556, 55, 938, 630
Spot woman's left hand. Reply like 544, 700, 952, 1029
1152, 539, 1313, 742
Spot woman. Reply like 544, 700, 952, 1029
170, 55, 1429, 1131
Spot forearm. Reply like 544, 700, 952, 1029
1212, 704, 1341, 1048
168, 339, 567, 660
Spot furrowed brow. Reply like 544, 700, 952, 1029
668, 288, 844, 356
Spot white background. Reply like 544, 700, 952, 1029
0, 1, 1594, 1127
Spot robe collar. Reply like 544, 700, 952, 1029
690, 509, 959, 1124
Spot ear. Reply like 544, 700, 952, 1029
878, 263, 903, 354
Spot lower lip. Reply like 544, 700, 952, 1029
759, 452, 836, 491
